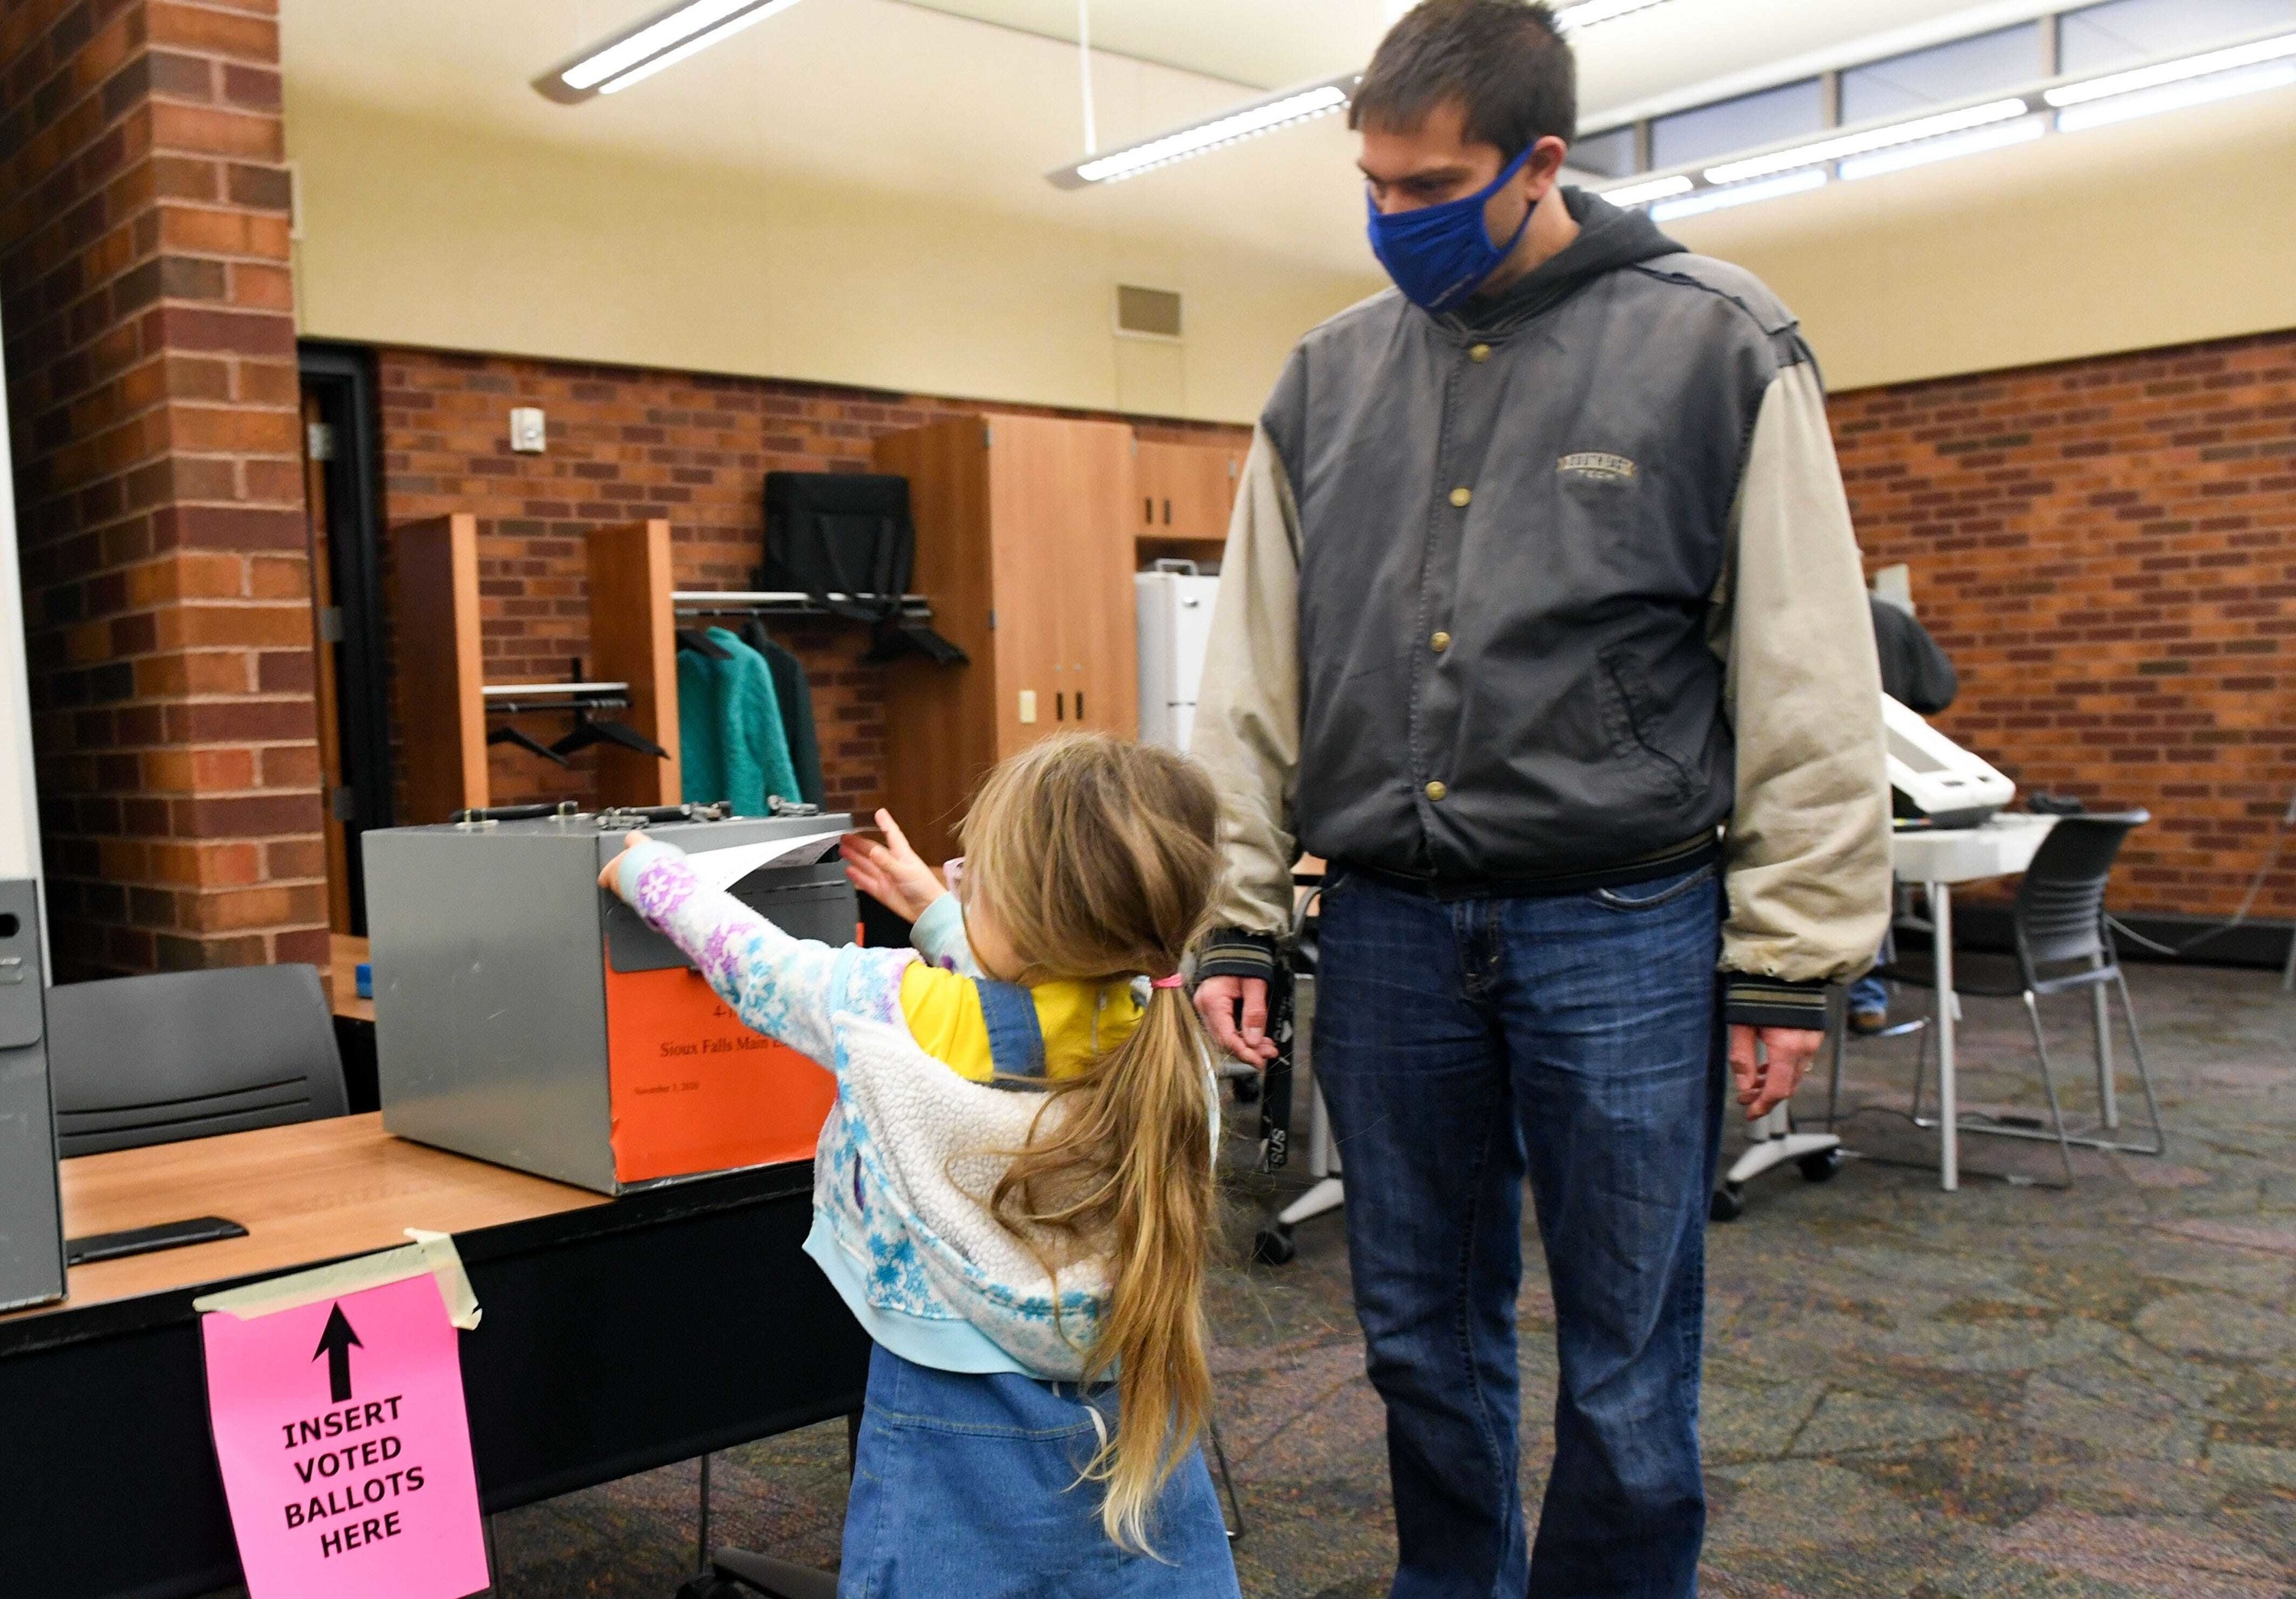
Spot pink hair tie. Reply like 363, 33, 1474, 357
1150, 973, 1187, 989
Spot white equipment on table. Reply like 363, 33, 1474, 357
1135, 563, 1219, 752
1886, 693, 2014, 828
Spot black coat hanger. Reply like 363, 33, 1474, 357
676, 628, 733, 660
486, 723, 572, 766
550, 706, 670, 760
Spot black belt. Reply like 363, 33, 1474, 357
1335, 833, 1718, 904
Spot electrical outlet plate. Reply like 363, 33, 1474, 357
509, 407, 546, 453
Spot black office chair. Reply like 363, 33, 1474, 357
1860, 811, 2164, 1187
47, 964, 348, 1157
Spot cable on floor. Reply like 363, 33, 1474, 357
2105, 787, 2296, 958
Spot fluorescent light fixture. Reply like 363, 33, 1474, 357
1838, 114, 2045, 180
536, 0, 805, 103
1052, 0, 1671, 188
2056, 59, 2296, 132
1047, 74, 1358, 188
1554, 0, 1675, 28
1703, 97, 2028, 186
1649, 168, 1825, 222
1600, 174, 1694, 207
2044, 30, 2296, 108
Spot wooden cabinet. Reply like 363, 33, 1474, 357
393, 516, 679, 822
1135, 439, 1241, 566
873, 415, 1140, 866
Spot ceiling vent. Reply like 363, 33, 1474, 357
1115, 286, 1183, 341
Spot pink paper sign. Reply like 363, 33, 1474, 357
201, 1271, 491, 1599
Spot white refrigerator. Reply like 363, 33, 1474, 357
1134, 569, 1220, 753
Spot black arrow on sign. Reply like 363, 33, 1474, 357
314, 1303, 362, 1404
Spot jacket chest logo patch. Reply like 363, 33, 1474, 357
1558, 452, 1637, 482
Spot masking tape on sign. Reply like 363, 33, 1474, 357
191, 1229, 481, 1330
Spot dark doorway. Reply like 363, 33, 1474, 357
298, 344, 393, 934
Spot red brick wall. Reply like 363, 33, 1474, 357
375, 348, 1247, 821
1835, 330, 2296, 922
0, 0, 321, 977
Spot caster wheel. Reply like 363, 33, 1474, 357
1708, 1183, 1744, 1222
1231, 1074, 1261, 1105
1798, 1147, 1844, 1183
1251, 1226, 1296, 1265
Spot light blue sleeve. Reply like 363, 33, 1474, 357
908, 892, 984, 978
611, 837, 903, 1062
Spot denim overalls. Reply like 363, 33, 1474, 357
834, 979, 1239, 1598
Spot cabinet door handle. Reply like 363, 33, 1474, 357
1163, 498, 1172, 525
1075, 691, 1085, 721
1144, 497, 1153, 524
1055, 692, 1065, 722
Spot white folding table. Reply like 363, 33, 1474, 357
1888, 813, 2056, 1191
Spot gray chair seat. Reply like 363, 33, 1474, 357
47, 964, 347, 1157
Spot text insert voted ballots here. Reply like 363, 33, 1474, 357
201, 1271, 490, 1599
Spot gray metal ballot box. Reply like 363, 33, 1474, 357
364, 810, 859, 1196
0, 878, 64, 1313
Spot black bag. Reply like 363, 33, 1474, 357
758, 472, 964, 663
761, 472, 918, 622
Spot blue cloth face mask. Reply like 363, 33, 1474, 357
1366, 145, 1538, 315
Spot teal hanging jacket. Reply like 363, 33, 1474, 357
679, 627, 800, 814
678, 648, 726, 808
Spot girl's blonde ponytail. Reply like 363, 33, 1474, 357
959, 735, 1225, 1552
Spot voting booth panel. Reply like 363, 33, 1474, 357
364, 811, 856, 1194
0, 877, 60, 1313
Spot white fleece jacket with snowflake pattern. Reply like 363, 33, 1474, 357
615, 837, 1105, 1379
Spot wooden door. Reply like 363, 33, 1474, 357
987, 416, 1137, 748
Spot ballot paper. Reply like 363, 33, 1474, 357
688, 829, 849, 893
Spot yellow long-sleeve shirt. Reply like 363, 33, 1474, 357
897, 893, 1142, 1081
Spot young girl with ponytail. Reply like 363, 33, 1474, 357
600, 733, 1238, 1596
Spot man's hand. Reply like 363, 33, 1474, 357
1195, 974, 1280, 1066
1728, 1023, 1822, 1120
840, 809, 947, 922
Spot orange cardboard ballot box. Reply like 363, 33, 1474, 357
364, 808, 856, 1194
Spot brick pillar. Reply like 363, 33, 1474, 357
0, 0, 324, 976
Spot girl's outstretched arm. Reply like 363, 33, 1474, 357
602, 833, 895, 1062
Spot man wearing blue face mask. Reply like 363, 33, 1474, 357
1190, 2, 1891, 1595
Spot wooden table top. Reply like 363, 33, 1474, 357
328, 932, 374, 1023
4, 1114, 605, 1323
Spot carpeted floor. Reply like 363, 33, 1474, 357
217, 963, 2296, 1597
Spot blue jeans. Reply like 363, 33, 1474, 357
839, 1345, 1240, 1598
1849, 970, 1888, 1017
1313, 863, 1724, 1599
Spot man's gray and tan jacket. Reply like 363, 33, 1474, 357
1191, 191, 1891, 1031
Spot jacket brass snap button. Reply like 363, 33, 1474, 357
1469, 344, 1491, 362
1448, 486, 1472, 507
1424, 781, 1448, 801
1431, 631, 1451, 652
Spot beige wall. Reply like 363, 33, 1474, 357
1665, 81, 2296, 393
292, 69, 2296, 413
285, 92, 1381, 424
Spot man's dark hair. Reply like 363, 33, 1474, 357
1349, 1, 1577, 155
